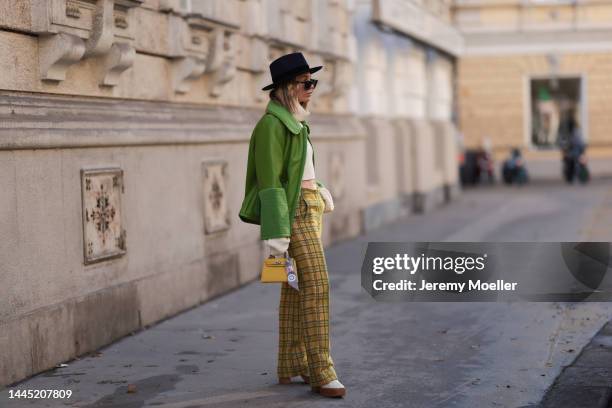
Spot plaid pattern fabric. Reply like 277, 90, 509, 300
277, 187, 338, 387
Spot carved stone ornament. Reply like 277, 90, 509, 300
83, 0, 115, 58
100, 42, 136, 86
159, 0, 190, 14
166, 11, 238, 95
252, 38, 270, 102
202, 160, 230, 234
36, 0, 141, 85
172, 56, 206, 94
39, 32, 86, 81
81, 167, 126, 264
206, 28, 237, 97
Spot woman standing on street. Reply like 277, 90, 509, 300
239, 52, 346, 398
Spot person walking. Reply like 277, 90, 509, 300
238, 52, 346, 398
558, 114, 588, 183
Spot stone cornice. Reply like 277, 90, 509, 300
371, 0, 463, 56
0, 92, 365, 150
453, 0, 612, 9
0, 1, 355, 104
462, 28, 612, 55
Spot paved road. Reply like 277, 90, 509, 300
3, 179, 612, 408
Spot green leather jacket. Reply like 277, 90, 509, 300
239, 99, 325, 240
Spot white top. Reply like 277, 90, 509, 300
292, 104, 315, 180
302, 138, 315, 180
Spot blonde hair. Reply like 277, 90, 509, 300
269, 78, 309, 113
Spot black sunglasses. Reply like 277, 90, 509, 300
294, 79, 318, 90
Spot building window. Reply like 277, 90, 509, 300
529, 77, 582, 149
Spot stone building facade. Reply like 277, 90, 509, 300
0, 0, 460, 386
454, 0, 612, 176
353, 0, 461, 225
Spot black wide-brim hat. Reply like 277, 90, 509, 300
262, 52, 322, 91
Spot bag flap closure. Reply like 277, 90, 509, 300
264, 257, 287, 267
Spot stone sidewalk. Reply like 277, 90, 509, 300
3, 179, 612, 408
540, 320, 612, 408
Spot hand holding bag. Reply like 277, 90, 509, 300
264, 237, 290, 256
261, 251, 299, 290
319, 186, 335, 213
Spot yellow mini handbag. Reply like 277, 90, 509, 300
261, 252, 298, 289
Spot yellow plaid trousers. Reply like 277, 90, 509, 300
277, 186, 338, 387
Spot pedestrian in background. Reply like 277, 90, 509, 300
558, 114, 589, 183
239, 52, 345, 398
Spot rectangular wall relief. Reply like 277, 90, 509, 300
81, 167, 126, 264
202, 159, 230, 234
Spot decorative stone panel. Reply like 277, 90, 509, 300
80, 167, 126, 264
202, 159, 230, 234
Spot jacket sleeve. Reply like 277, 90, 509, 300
255, 116, 291, 240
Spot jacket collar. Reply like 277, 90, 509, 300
266, 100, 306, 135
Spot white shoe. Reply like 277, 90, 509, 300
322, 380, 344, 389
312, 379, 346, 397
